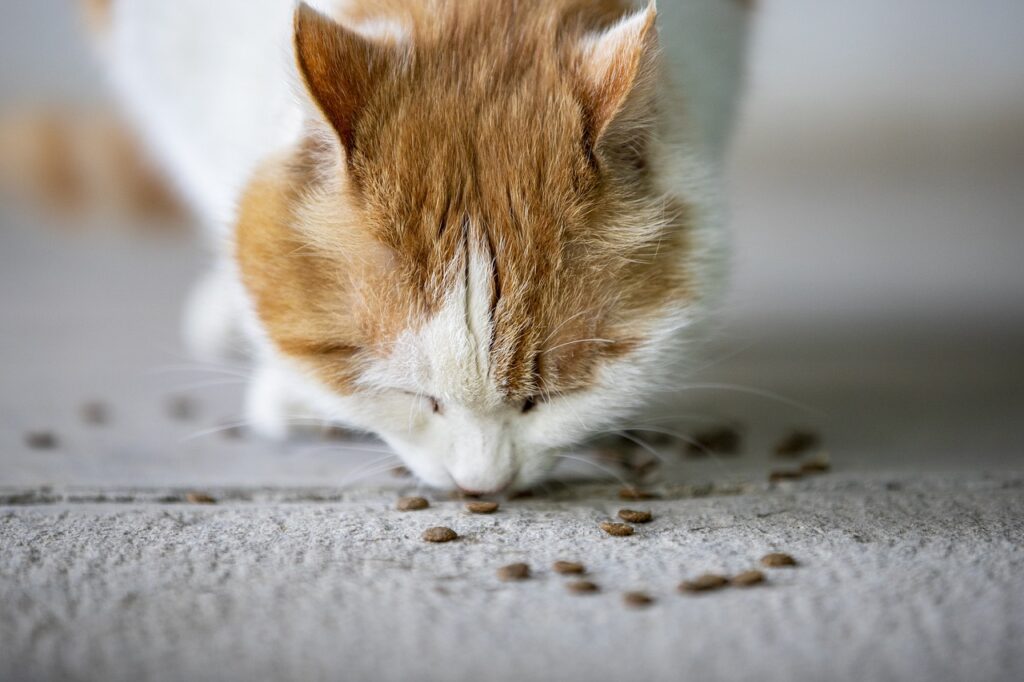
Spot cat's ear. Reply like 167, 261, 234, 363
574, 1, 659, 156
293, 3, 394, 156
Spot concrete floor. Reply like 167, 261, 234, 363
2, 150, 1023, 680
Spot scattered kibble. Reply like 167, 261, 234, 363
731, 570, 766, 587
769, 469, 803, 483
497, 563, 530, 581
761, 552, 798, 567
600, 521, 635, 537
553, 560, 586, 575
166, 395, 197, 421
422, 527, 458, 543
185, 492, 216, 505
321, 425, 352, 441
679, 573, 729, 593
80, 401, 109, 425
217, 421, 244, 439
25, 431, 58, 449
396, 496, 429, 511
618, 487, 659, 501
687, 426, 741, 456
774, 430, 821, 457
466, 501, 499, 514
623, 591, 655, 607
566, 580, 599, 594
800, 457, 830, 474
617, 509, 652, 524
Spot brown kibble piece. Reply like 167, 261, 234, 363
81, 401, 109, 425
166, 395, 196, 420
617, 509, 652, 524
510, 489, 535, 500
600, 521, 635, 537
25, 431, 58, 449
497, 563, 530, 581
397, 496, 429, 511
800, 458, 830, 474
618, 487, 659, 501
422, 526, 458, 543
731, 570, 766, 587
185, 492, 216, 505
623, 591, 655, 607
687, 426, 741, 456
466, 501, 499, 514
321, 425, 352, 441
761, 552, 798, 567
769, 469, 803, 483
390, 465, 411, 478
553, 560, 586, 575
566, 580, 599, 594
679, 573, 729, 592
774, 430, 821, 457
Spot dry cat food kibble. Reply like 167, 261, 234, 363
769, 468, 803, 483
774, 430, 821, 457
761, 552, 798, 567
166, 395, 197, 420
422, 527, 458, 543
623, 591, 655, 607
80, 401, 109, 425
566, 580, 600, 594
185, 492, 216, 504
25, 431, 58, 449
617, 509, 652, 524
731, 570, 766, 587
553, 560, 586, 575
687, 426, 741, 456
497, 563, 531, 581
679, 573, 730, 593
800, 457, 830, 474
466, 501, 499, 514
618, 487, 659, 501
390, 465, 411, 478
396, 496, 430, 511
600, 522, 635, 537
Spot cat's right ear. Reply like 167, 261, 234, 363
293, 3, 394, 157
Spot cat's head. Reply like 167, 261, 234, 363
235, 1, 719, 492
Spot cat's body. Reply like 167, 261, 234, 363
92, 0, 750, 492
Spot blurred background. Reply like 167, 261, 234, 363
1, 0, 1022, 486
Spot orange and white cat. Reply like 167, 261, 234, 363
93, 0, 750, 493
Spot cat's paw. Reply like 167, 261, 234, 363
182, 266, 248, 363
245, 362, 326, 441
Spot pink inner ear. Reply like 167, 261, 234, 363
293, 3, 394, 155
574, 4, 659, 150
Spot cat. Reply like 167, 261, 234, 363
73, 0, 751, 492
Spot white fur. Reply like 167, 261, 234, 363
101, 0, 749, 491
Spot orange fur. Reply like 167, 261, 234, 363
237, 0, 692, 402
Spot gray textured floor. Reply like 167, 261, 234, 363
2, 209, 1023, 682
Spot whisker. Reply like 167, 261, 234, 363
670, 383, 825, 416
554, 453, 631, 488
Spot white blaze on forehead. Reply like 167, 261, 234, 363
360, 242, 499, 407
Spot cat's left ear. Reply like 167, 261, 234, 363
573, 1, 659, 157
293, 3, 395, 156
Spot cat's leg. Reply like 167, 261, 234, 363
182, 262, 250, 363
244, 359, 330, 441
